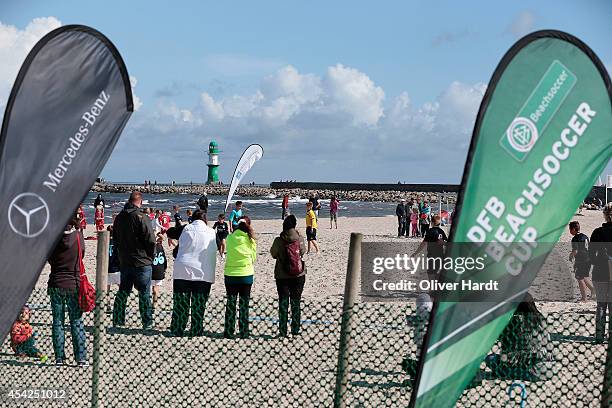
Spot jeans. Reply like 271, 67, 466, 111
397, 216, 405, 236
170, 279, 212, 336
224, 282, 252, 338
420, 223, 430, 237
276, 276, 306, 336
14, 335, 42, 357
113, 265, 153, 328
49, 288, 87, 363
594, 281, 612, 340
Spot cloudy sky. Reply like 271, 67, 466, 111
1, 1, 611, 183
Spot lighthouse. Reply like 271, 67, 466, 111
206, 140, 221, 184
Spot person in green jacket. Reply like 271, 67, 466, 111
223, 216, 257, 339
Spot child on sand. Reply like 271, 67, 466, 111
10, 306, 48, 363
152, 233, 168, 312
306, 202, 319, 254
95, 204, 105, 232
569, 221, 594, 302
186, 209, 193, 224
213, 214, 229, 259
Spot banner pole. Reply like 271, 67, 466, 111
91, 230, 109, 408
333, 233, 362, 408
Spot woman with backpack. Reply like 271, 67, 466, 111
47, 214, 88, 366
223, 216, 257, 339
270, 215, 307, 337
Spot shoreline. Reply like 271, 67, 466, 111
91, 182, 457, 203
35, 211, 610, 312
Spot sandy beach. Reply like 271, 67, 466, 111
0, 209, 606, 407
35, 208, 607, 307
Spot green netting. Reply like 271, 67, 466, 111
0, 288, 607, 407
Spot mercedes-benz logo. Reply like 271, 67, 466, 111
8, 193, 50, 238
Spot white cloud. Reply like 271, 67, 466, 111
200, 92, 225, 120
174, 64, 384, 129
435, 81, 487, 136
112, 64, 485, 183
324, 64, 385, 126
261, 65, 322, 105
129, 75, 143, 111
0, 17, 62, 108
507, 10, 535, 38
0, 17, 144, 113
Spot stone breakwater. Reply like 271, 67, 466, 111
91, 183, 457, 204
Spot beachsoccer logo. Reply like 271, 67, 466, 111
506, 117, 538, 153
500, 60, 577, 162
8, 193, 50, 238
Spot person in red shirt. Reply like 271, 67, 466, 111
158, 211, 171, 231
77, 205, 87, 230
94, 205, 105, 232
158, 211, 173, 247
10, 306, 47, 362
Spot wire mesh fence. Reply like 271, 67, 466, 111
0, 288, 607, 407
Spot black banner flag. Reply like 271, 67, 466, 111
0, 25, 133, 339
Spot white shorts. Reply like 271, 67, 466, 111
152, 279, 164, 287
108, 272, 120, 286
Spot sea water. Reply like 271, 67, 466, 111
82, 192, 430, 222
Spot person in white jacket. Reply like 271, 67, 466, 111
169, 210, 217, 337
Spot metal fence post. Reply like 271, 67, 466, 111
91, 230, 109, 408
333, 233, 362, 408
602, 340, 612, 407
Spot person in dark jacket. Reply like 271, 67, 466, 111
396, 200, 407, 237
404, 200, 414, 237
48, 215, 87, 366
197, 194, 209, 212
112, 191, 156, 329
589, 203, 612, 343
270, 215, 307, 336
94, 193, 105, 209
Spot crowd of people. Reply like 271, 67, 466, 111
10, 190, 333, 365
395, 197, 440, 238
13, 188, 612, 379
101, 191, 315, 341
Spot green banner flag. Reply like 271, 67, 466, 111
411, 31, 612, 407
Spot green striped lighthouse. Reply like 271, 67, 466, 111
206, 140, 221, 184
